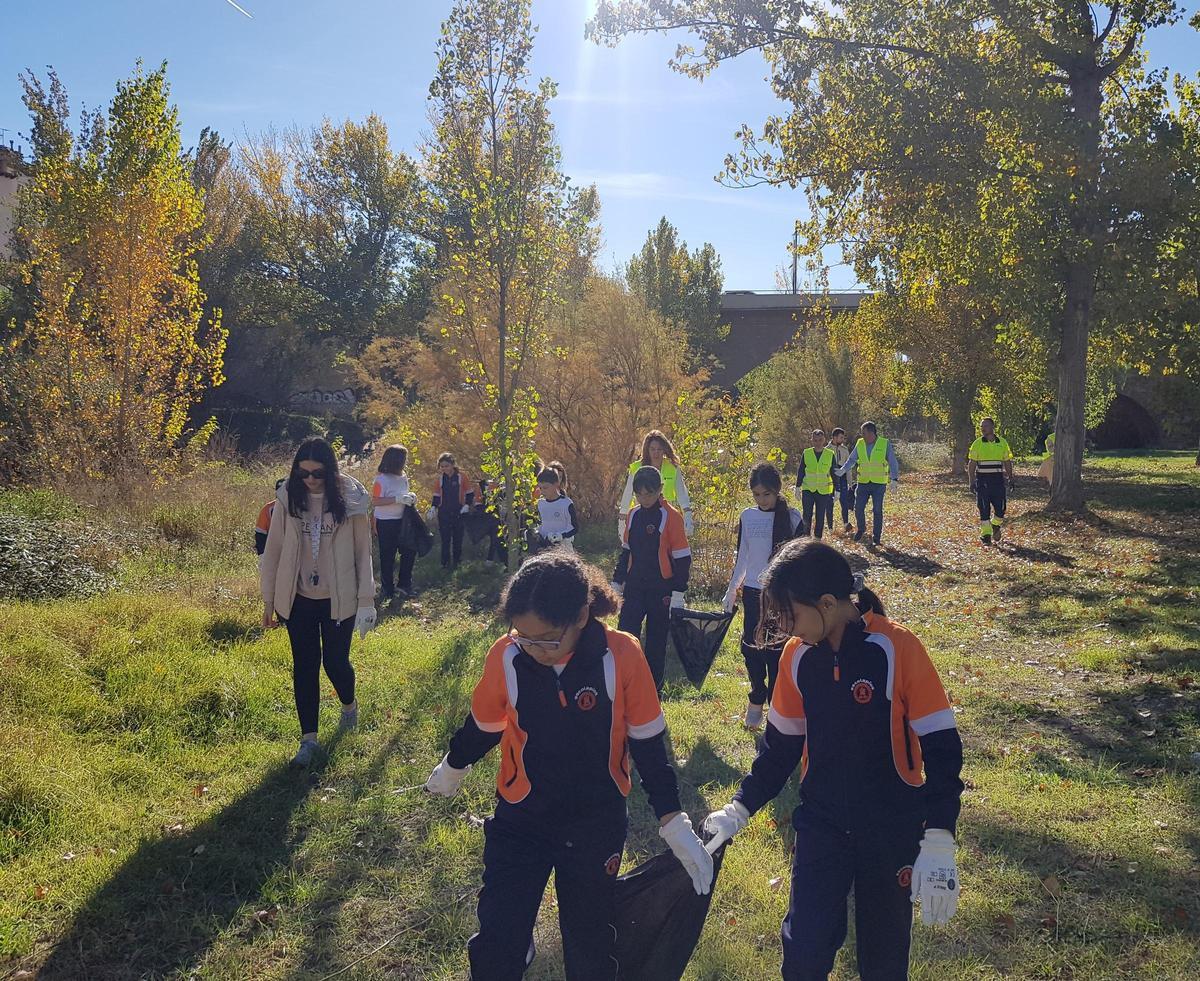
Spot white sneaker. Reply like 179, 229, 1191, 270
290, 739, 319, 768
743, 704, 764, 729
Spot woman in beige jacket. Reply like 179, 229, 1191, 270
260, 437, 377, 767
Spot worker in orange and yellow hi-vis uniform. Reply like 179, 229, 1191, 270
967, 417, 1014, 546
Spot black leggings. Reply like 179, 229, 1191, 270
281, 594, 356, 734
741, 587, 783, 706
376, 517, 417, 594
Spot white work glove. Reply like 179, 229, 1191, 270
703, 800, 750, 854
683, 510, 695, 536
722, 589, 737, 614
609, 581, 623, 597
460, 504, 470, 514
425, 506, 437, 523
401, 492, 417, 506
549, 533, 563, 544
889, 480, 899, 494
659, 813, 714, 895
910, 829, 959, 925
616, 515, 626, 542
424, 753, 470, 797
670, 591, 685, 610
355, 606, 377, 639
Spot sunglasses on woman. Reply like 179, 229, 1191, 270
299, 467, 326, 480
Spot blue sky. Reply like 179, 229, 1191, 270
2, 1, 1198, 289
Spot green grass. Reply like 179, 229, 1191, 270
1, 453, 1198, 978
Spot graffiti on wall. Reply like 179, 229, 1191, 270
288, 389, 357, 411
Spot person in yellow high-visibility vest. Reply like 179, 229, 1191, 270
793, 429, 837, 538
617, 430, 693, 540
1038, 431, 1055, 485
835, 422, 899, 546
968, 418, 1014, 545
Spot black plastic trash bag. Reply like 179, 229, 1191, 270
463, 509, 496, 545
668, 607, 736, 689
400, 507, 434, 558
614, 842, 727, 981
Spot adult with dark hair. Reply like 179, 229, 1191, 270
967, 417, 1014, 546
829, 428, 856, 534
426, 551, 712, 980
723, 463, 802, 729
835, 421, 899, 546
372, 444, 418, 599
794, 429, 836, 539
428, 452, 474, 569
617, 430, 694, 540
612, 465, 692, 693
704, 539, 964, 980
260, 437, 377, 768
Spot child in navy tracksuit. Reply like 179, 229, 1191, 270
611, 465, 691, 693
723, 463, 803, 729
431, 452, 474, 568
705, 540, 964, 980
426, 552, 712, 981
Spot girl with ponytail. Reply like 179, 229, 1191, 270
705, 538, 965, 979
722, 463, 803, 729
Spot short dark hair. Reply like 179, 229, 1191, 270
861, 421, 878, 435
632, 465, 663, 494
830, 428, 845, 438
537, 467, 560, 485
812, 429, 826, 440
379, 444, 408, 474
501, 552, 619, 627
437, 452, 455, 467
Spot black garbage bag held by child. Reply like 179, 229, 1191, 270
668, 607, 737, 689
614, 841, 727, 981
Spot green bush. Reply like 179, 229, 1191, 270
0, 514, 114, 601
149, 502, 208, 543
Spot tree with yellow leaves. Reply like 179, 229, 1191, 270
4, 63, 225, 480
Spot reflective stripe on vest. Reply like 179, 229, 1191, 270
856, 437, 890, 484
628, 458, 678, 504
801, 447, 835, 495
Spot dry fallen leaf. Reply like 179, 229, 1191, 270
768, 876, 784, 892
33, 885, 48, 901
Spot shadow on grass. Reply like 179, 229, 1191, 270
999, 543, 1076, 568
32, 623, 488, 981
35, 732, 345, 980
871, 545, 944, 577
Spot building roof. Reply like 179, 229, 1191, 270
720, 290, 869, 312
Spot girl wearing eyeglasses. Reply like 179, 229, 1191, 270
425, 551, 712, 980
260, 437, 377, 768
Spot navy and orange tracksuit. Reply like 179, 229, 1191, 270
612, 499, 691, 692
432, 469, 475, 567
446, 619, 682, 981
254, 500, 275, 556
733, 612, 963, 981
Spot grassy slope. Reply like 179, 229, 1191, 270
1, 453, 1197, 980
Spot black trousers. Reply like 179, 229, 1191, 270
802, 490, 834, 539
617, 584, 672, 691
782, 806, 924, 981
376, 517, 417, 595
976, 475, 1007, 532
741, 586, 783, 707
281, 594, 356, 734
834, 474, 854, 525
438, 509, 465, 567
469, 809, 626, 981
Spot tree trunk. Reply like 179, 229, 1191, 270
948, 389, 976, 476
1048, 68, 1103, 512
